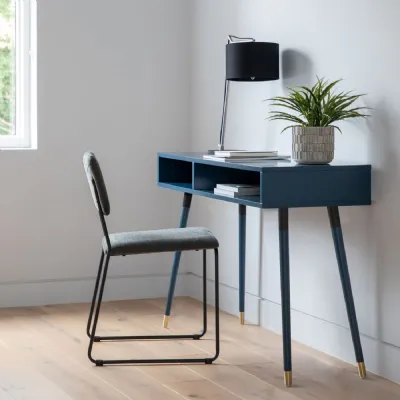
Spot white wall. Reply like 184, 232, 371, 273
188, 0, 400, 383
0, 0, 193, 307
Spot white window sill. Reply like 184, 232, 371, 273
0, 147, 37, 151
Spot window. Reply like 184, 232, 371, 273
0, 0, 36, 149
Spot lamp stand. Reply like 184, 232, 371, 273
218, 79, 230, 151
208, 79, 230, 154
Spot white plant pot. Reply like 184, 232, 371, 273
292, 126, 335, 164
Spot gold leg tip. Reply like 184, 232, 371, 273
284, 371, 292, 387
163, 315, 169, 329
239, 312, 245, 325
358, 362, 367, 379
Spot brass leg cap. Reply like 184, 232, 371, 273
240, 312, 245, 325
284, 371, 292, 387
163, 315, 169, 329
358, 362, 367, 379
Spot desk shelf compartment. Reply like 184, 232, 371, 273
158, 157, 193, 189
193, 162, 262, 206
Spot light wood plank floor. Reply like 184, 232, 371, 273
0, 297, 398, 400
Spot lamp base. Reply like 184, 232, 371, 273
207, 149, 241, 155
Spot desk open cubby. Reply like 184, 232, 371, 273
193, 162, 261, 206
158, 153, 263, 207
158, 156, 193, 190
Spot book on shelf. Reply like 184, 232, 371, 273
213, 150, 277, 158
203, 154, 291, 162
214, 187, 260, 198
216, 184, 260, 195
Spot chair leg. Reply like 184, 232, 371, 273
279, 208, 292, 387
203, 248, 220, 365
200, 249, 208, 338
212, 248, 220, 362
164, 193, 193, 328
87, 248, 220, 366
328, 206, 366, 378
88, 252, 111, 365
87, 250, 105, 338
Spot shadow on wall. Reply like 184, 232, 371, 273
281, 49, 314, 89
262, 49, 313, 147
366, 101, 400, 372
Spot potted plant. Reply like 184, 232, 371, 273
268, 77, 370, 164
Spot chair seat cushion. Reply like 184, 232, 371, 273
103, 227, 219, 256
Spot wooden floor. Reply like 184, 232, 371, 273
0, 298, 398, 400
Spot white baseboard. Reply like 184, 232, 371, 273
260, 298, 400, 384
0, 273, 188, 308
185, 273, 260, 325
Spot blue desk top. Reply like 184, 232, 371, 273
158, 152, 371, 172
157, 152, 372, 208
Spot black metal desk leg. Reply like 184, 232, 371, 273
279, 208, 292, 387
328, 206, 366, 378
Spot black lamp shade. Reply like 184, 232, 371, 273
226, 42, 279, 82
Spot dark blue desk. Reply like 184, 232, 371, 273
157, 151, 371, 386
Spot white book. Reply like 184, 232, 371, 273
216, 184, 260, 194
214, 188, 259, 198
203, 155, 291, 163
214, 150, 278, 158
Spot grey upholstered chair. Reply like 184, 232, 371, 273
83, 152, 220, 366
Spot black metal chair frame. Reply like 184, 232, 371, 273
86, 180, 220, 366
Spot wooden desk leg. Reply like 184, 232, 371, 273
239, 204, 246, 325
163, 193, 193, 328
279, 208, 292, 387
327, 206, 366, 378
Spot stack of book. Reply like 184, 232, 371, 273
203, 150, 290, 163
214, 184, 260, 198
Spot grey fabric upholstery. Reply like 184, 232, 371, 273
103, 227, 219, 256
83, 152, 219, 258
83, 152, 111, 216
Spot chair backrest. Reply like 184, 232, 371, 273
83, 152, 111, 216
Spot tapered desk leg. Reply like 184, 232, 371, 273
279, 208, 292, 387
163, 193, 193, 328
239, 205, 246, 325
328, 206, 366, 378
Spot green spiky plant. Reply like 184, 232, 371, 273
267, 77, 370, 134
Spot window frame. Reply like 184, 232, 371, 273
0, 0, 36, 149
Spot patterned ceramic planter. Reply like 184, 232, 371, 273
292, 126, 335, 164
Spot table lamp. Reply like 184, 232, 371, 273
210, 35, 280, 153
